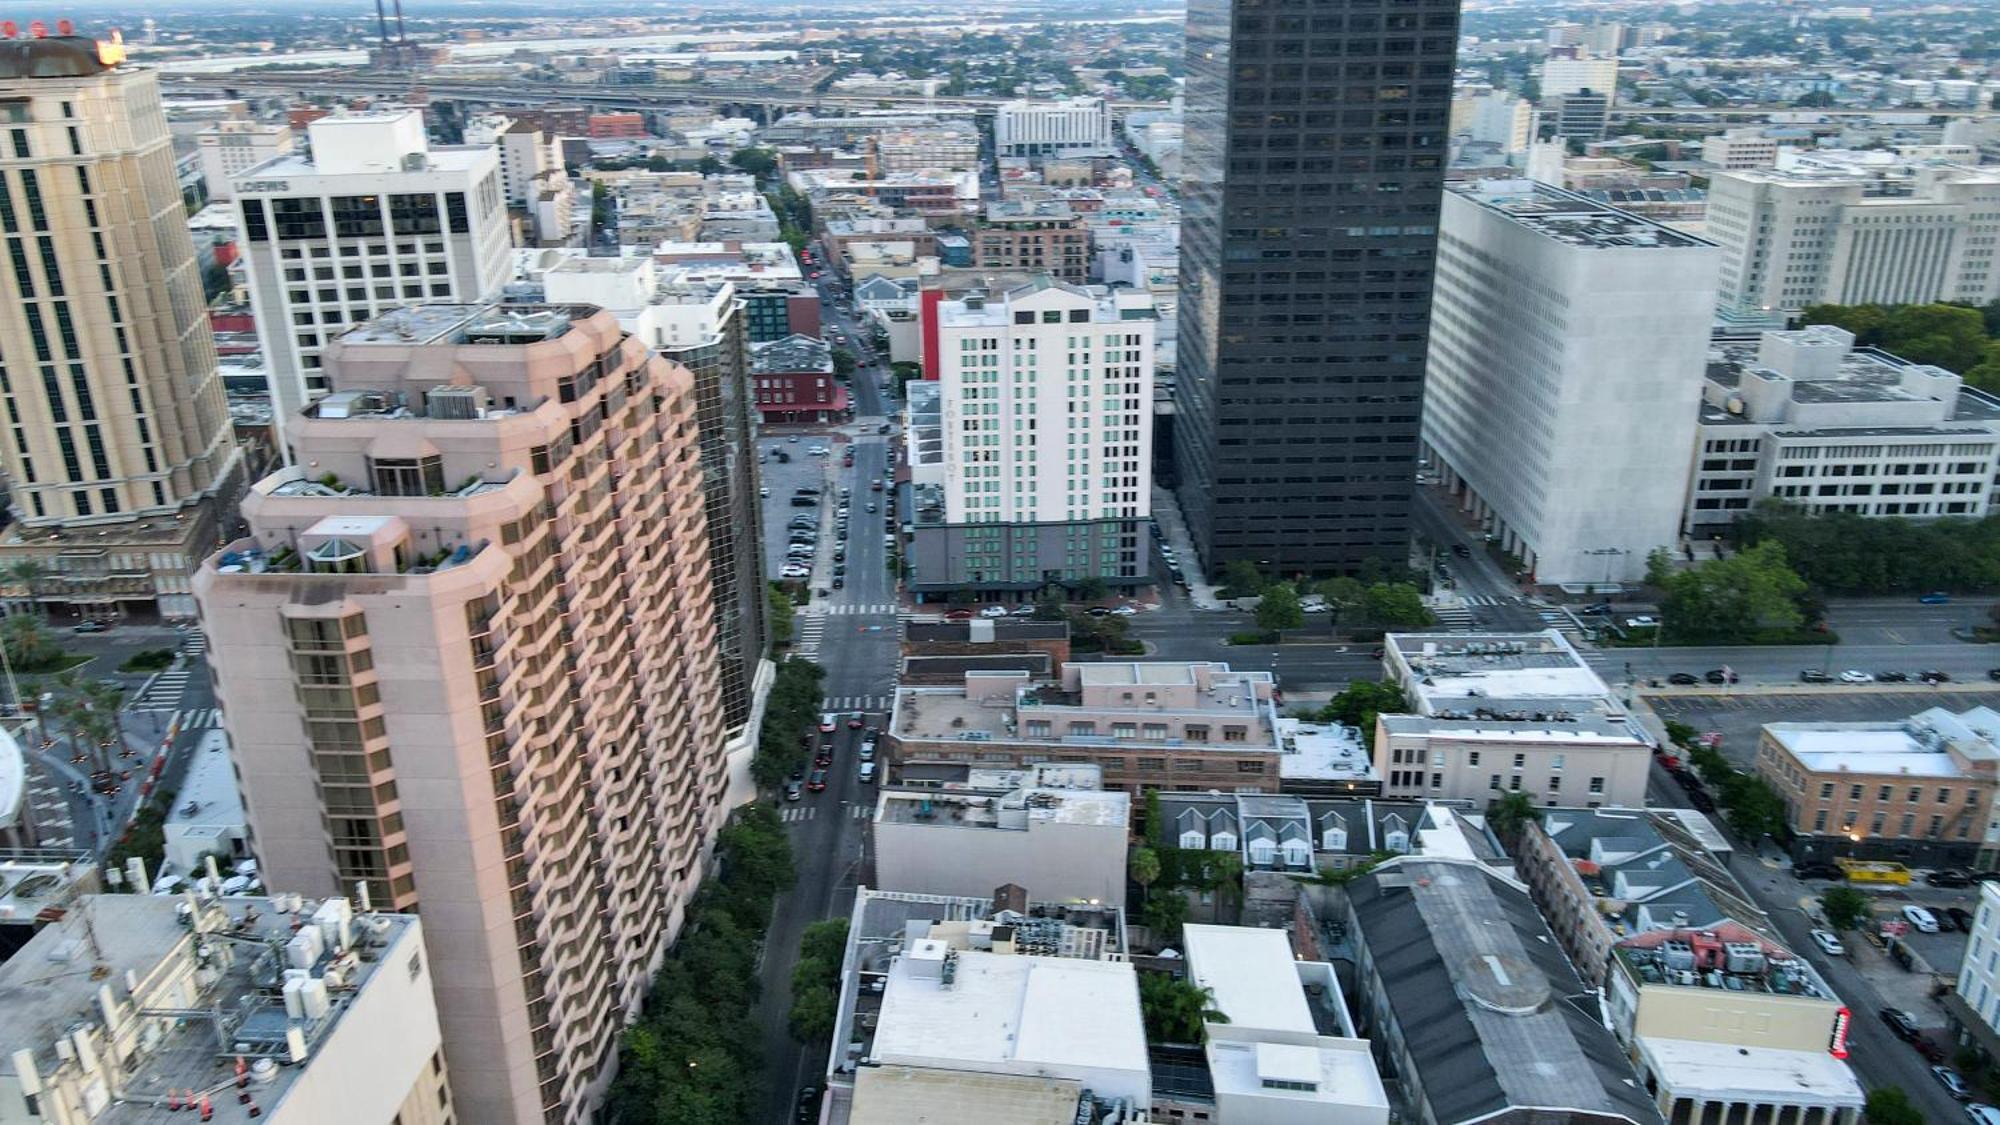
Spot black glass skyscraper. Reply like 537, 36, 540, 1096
1175, 0, 1460, 576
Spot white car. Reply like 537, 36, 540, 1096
1623, 616, 1657, 628
1111, 605, 1139, 616
1839, 670, 1874, 684
1809, 929, 1845, 956
979, 605, 1008, 618
759, 486, 770, 497
1904, 905, 1941, 933
781, 564, 810, 578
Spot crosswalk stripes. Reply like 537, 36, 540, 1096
779, 806, 817, 823
132, 668, 192, 710
794, 615, 827, 661
1431, 604, 1476, 630
824, 695, 893, 712
181, 629, 208, 657
851, 804, 871, 819
175, 708, 221, 731
816, 603, 899, 616
1461, 595, 1504, 607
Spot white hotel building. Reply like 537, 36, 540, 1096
995, 97, 1116, 159
1423, 181, 1720, 586
233, 111, 514, 421
907, 279, 1155, 599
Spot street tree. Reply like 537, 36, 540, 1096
1657, 540, 1807, 644
1360, 582, 1433, 629
1862, 1087, 1923, 1125
1820, 885, 1871, 931
1217, 559, 1266, 599
1255, 582, 1304, 633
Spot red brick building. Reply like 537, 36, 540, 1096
750, 334, 847, 424
588, 112, 647, 138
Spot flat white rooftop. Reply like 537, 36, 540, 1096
871, 949, 1148, 1083
1637, 1036, 1863, 1106
1767, 724, 1971, 778
1205, 1032, 1390, 1110
1183, 924, 1316, 1035
1278, 718, 1375, 782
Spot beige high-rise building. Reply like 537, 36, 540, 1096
0, 33, 239, 618
194, 302, 731, 1125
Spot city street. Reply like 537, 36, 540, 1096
754, 270, 904, 1124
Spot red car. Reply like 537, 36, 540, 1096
814, 750, 833, 768
807, 769, 828, 792
847, 714, 865, 729
945, 609, 975, 621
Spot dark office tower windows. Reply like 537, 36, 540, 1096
1175, 0, 1460, 576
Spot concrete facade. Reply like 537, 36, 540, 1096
195, 303, 730, 1125
196, 118, 294, 202
0, 41, 241, 618
873, 773, 1130, 908
995, 97, 1115, 159
1423, 182, 1719, 585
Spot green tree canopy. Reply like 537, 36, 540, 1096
1138, 973, 1227, 1043
1820, 885, 1871, 931
1486, 792, 1543, 846
1308, 680, 1409, 750
1862, 1087, 1923, 1125
1255, 582, 1304, 633
1734, 501, 2000, 593
729, 147, 778, 177
1657, 540, 1808, 644
1360, 582, 1433, 629
1800, 302, 1991, 373
1217, 560, 1266, 599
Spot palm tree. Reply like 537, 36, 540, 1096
1204, 853, 1244, 923
1139, 973, 1230, 1044
3, 559, 47, 614
1487, 791, 1545, 850
1130, 847, 1161, 904
0, 613, 54, 669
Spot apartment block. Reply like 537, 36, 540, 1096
1377, 632, 1654, 808
0, 34, 241, 619
1541, 55, 1621, 102
234, 110, 514, 417
870, 123, 980, 173
1701, 128, 1785, 171
873, 764, 1129, 908
750, 333, 845, 424
196, 119, 294, 201
194, 303, 730, 1125
1707, 164, 2000, 318
974, 201, 1090, 283
1947, 884, 2000, 1061
906, 280, 1153, 598
995, 97, 1115, 159
1424, 181, 1719, 586
888, 662, 1285, 794
821, 889, 1138, 1125
1683, 326, 2000, 538
0, 894, 452, 1125
1755, 705, 2000, 869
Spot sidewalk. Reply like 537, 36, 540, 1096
1151, 485, 1225, 611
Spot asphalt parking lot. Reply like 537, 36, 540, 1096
1648, 688, 2000, 772
759, 435, 840, 580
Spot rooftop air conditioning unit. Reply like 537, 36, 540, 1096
427, 385, 489, 420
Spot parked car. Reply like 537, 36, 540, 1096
859, 739, 876, 761
783, 780, 802, 802
1704, 669, 1738, 684
1936, 1066, 1974, 1101
1451, 544, 1472, 558
979, 605, 1008, 618
1793, 861, 1846, 880
1667, 672, 1699, 685
71, 620, 107, 633
1921, 670, 1953, 683
1881, 1008, 1923, 1043
1966, 1103, 2000, 1125
858, 761, 877, 784
797, 1086, 821, 1124
1921, 591, 1953, 605
1809, 929, 1845, 956
1798, 669, 1833, 684
1948, 907, 1976, 932
1876, 670, 1910, 683
1838, 669, 1874, 684
1903, 905, 1941, 933
1989, 668, 2000, 682
1926, 868, 1974, 888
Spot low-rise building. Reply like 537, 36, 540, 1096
1701, 128, 1786, 170
1377, 632, 1654, 808
1160, 794, 1431, 875
1181, 924, 1389, 1125
874, 765, 1128, 907
1683, 326, 2000, 538
162, 729, 250, 876
0, 894, 451, 1125
974, 201, 1090, 283
899, 618, 1069, 684
1755, 705, 2000, 868
1947, 883, 2000, 1062
1344, 857, 1665, 1125
823, 888, 1139, 1125
888, 662, 1284, 794
751, 333, 847, 424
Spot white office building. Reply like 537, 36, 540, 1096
1456, 91, 1533, 155
195, 119, 294, 202
1684, 325, 2000, 537
233, 110, 513, 420
1950, 883, 2000, 1056
1707, 164, 2000, 319
907, 279, 1155, 598
1701, 128, 1785, 171
1541, 55, 1621, 102
1424, 182, 1720, 586
996, 97, 1116, 159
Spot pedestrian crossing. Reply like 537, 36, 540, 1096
824, 695, 894, 712
1431, 604, 1476, 630
1461, 595, 1505, 607
175, 708, 222, 731
794, 615, 826, 661
808, 603, 900, 617
778, 803, 877, 823
181, 629, 208, 657
131, 667, 192, 710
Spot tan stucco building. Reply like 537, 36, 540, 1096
0, 34, 240, 617
195, 303, 729, 1125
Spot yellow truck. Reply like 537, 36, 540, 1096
1835, 858, 1913, 885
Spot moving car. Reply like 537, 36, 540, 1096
1452, 544, 1472, 558
819, 713, 837, 733
1793, 861, 1845, 880
806, 769, 828, 792
848, 713, 865, 729
858, 738, 876, 761
783, 780, 802, 802
72, 620, 107, 633
1950, 907, 1979, 931
1881, 1008, 1923, 1043
1903, 905, 1941, 933
979, 605, 1008, 618
858, 762, 877, 784
1926, 868, 1974, 888
1921, 591, 1952, 604
1809, 929, 1845, 956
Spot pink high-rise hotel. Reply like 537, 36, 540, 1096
194, 303, 729, 1124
